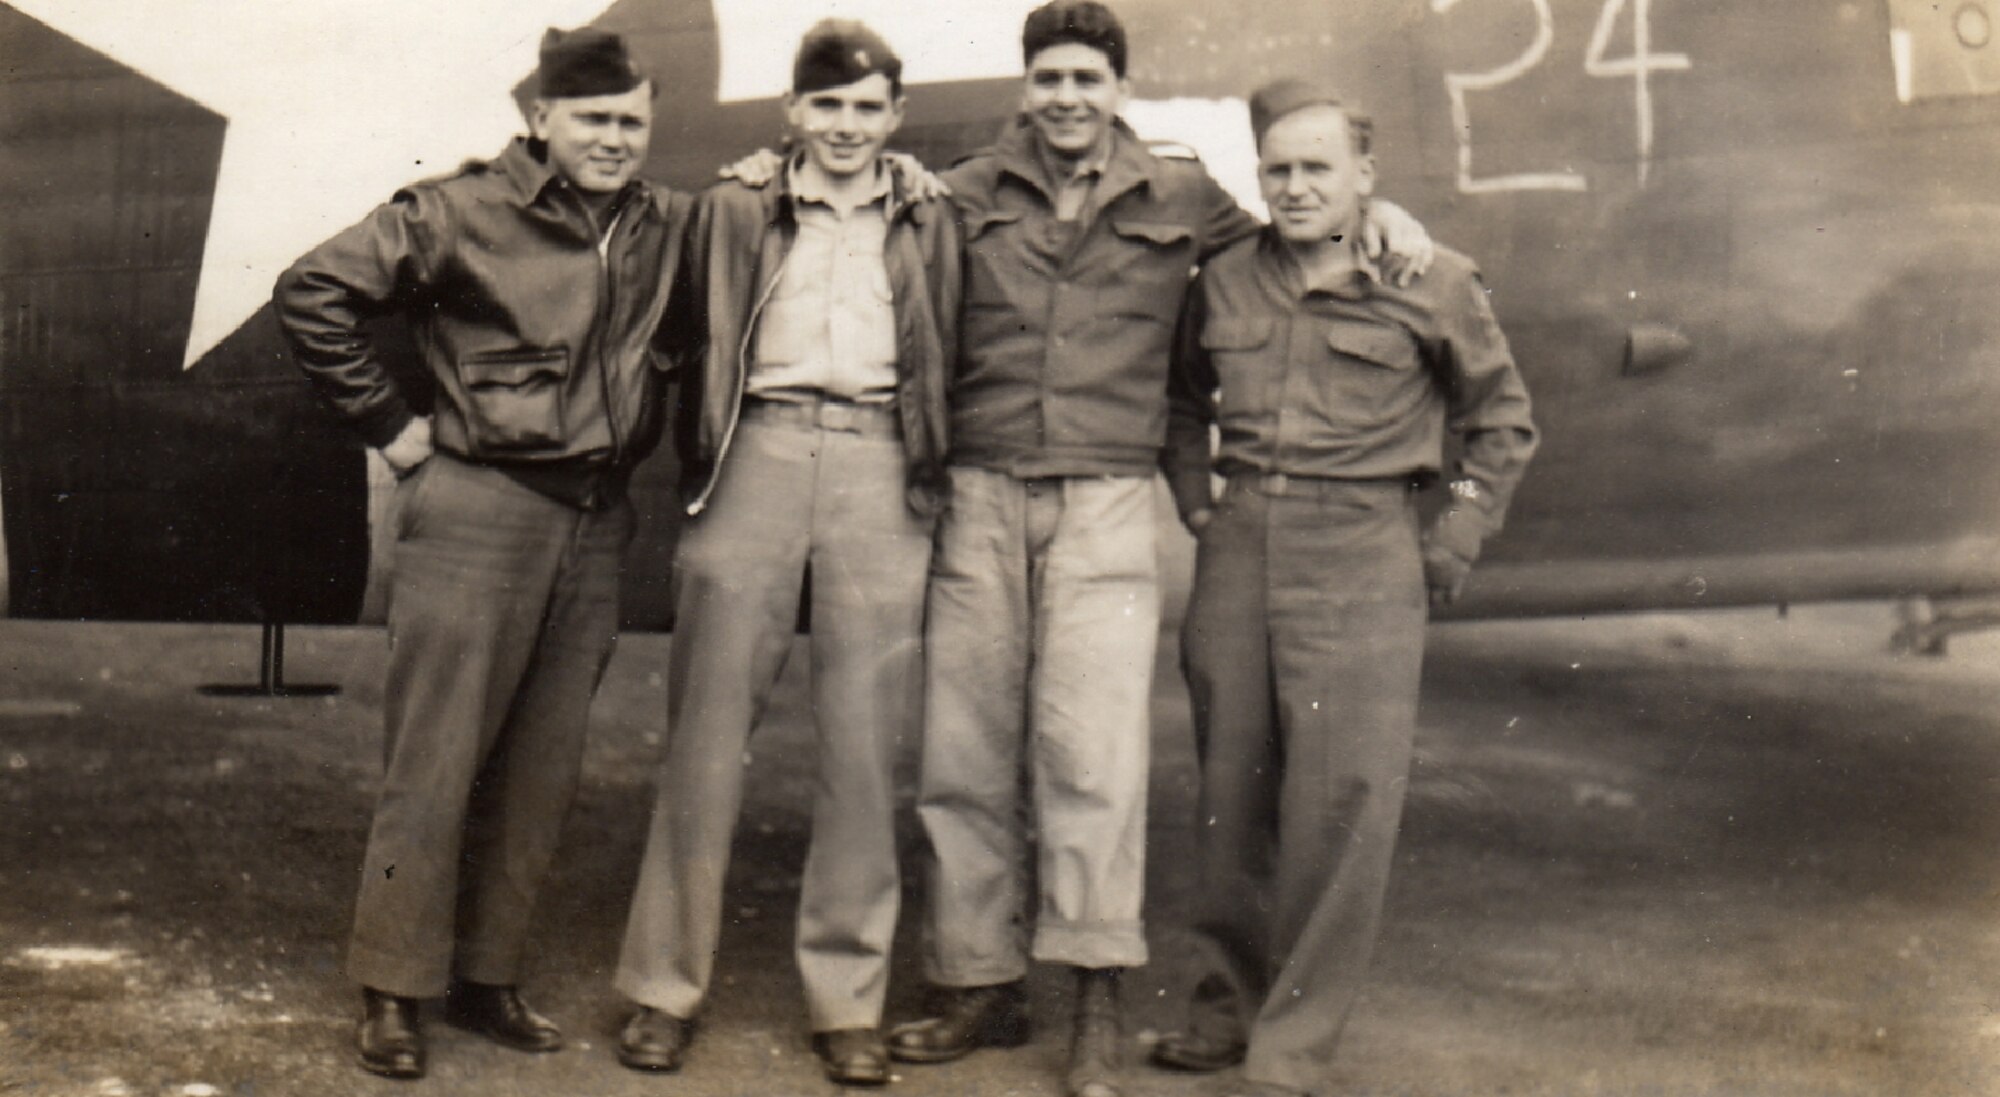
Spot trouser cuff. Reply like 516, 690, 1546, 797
1031, 920, 1148, 969
922, 955, 1030, 989
613, 970, 707, 1020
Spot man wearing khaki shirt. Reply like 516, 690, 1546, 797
1153, 79, 1536, 1097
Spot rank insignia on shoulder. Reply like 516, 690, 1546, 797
1146, 140, 1202, 161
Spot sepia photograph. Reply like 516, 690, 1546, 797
1, 1, 1996, 1094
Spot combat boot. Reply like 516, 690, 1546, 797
1067, 966, 1123, 1097
886, 981, 1030, 1063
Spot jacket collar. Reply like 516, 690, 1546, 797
496, 137, 563, 206
990, 116, 1158, 209
496, 136, 646, 220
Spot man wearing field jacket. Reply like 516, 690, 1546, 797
611, 21, 960, 1087
274, 28, 692, 1081
887, 7, 1430, 1097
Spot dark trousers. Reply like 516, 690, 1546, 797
348, 454, 630, 999
1178, 477, 1427, 1093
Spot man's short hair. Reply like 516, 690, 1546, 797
538, 27, 647, 99
1021, 0, 1128, 77
794, 19, 904, 97
1249, 77, 1373, 156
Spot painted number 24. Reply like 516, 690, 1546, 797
1432, 0, 1692, 193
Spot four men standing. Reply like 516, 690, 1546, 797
278, 6, 1531, 1095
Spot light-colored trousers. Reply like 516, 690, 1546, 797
349, 453, 629, 999
1179, 477, 1428, 1094
918, 468, 1158, 985
616, 405, 931, 1032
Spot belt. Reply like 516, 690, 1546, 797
742, 394, 900, 437
1226, 471, 1414, 498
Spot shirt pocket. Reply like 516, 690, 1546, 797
456, 347, 569, 454
1315, 319, 1422, 425
862, 259, 895, 304
1200, 316, 1277, 420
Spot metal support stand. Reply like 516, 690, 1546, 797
1891, 595, 2000, 658
198, 621, 341, 697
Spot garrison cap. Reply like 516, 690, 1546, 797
538, 27, 646, 99
1248, 77, 1370, 152
793, 19, 903, 95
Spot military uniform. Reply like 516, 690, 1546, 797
917, 116, 1260, 985
278, 138, 691, 1001
616, 160, 959, 1034
1162, 230, 1536, 1094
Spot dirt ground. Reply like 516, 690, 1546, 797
1, 604, 1996, 1097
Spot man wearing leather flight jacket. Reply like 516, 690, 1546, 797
273, 28, 693, 1081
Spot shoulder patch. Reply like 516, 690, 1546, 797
1145, 140, 1202, 161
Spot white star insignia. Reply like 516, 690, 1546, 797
11, 0, 618, 368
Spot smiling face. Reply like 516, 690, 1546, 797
532, 82, 653, 194
784, 72, 904, 181
1021, 42, 1127, 165
1257, 105, 1375, 246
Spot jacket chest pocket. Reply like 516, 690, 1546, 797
458, 348, 569, 454
1314, 319, 1422, 422
963, 208, 1026, 311
1200, 316, 1277, 419
1095, 219, 1194, 323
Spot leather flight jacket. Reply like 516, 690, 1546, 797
276, 138, 696, 505
672, 166, 961, 519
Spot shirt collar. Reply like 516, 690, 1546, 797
1264, 227, 1382, 300
787, 157, 893, 209
993, 116, 1156, 203
1040, 138, 1111, 188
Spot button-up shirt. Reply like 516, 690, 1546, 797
1166, 230, 1537, 545
1046, 141, 1111, 223
749, 163, 899, 402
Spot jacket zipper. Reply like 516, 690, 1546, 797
593, 203, 629, 466
688, 234, 790, 516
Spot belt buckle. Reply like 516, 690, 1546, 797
1263, 472, 1289, 496
818, 400, 856, 433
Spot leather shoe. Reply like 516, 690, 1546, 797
356, 987, 425, 1080
443, 980, 562, 1053
618, 1006, 694, 1072
812, 1028, 891, 1086
1148, 1030, 1247, 1073
886, 981, 1030, 1064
